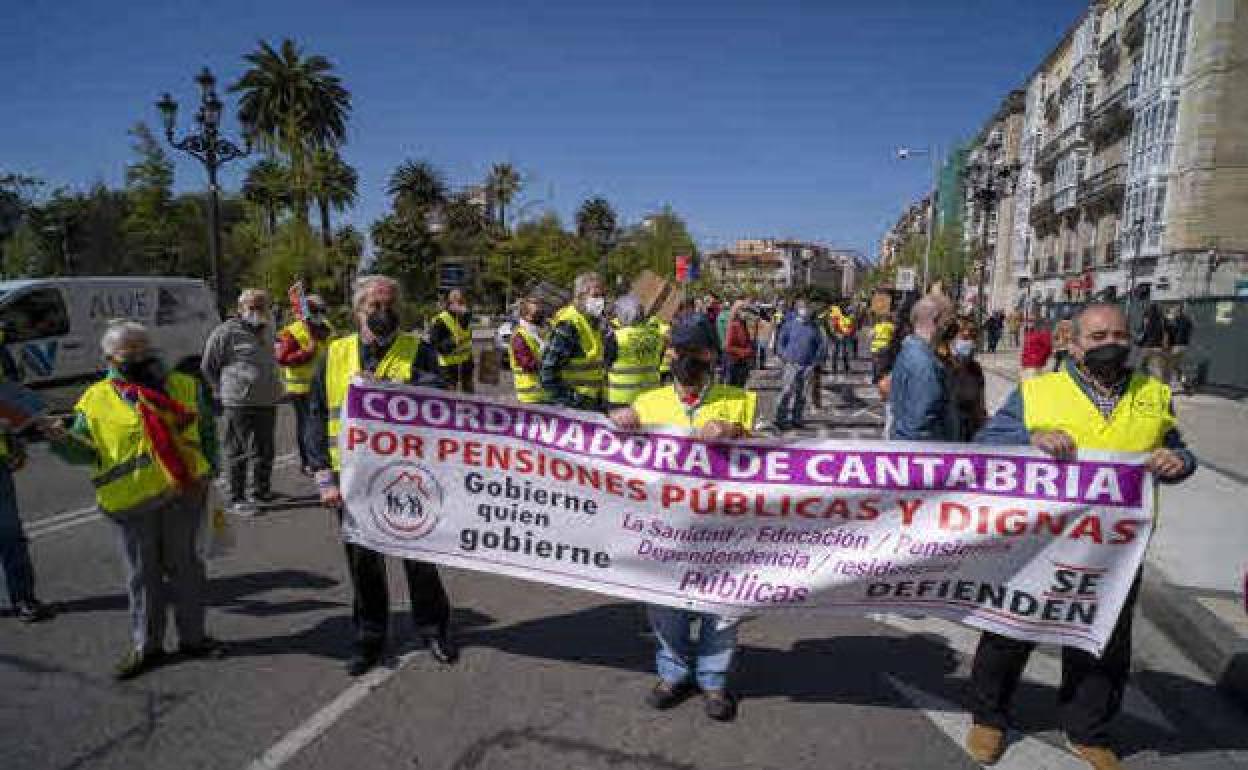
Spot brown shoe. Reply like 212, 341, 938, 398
1067, 741, 1123, 770
965, 724, 1006, 765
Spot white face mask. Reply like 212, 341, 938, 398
952, 339, 975, 358
584, 296, 606, 318
242, 310, 267, 326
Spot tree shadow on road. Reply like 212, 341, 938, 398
461, 602, 1248, 759
49, 569, 343, 617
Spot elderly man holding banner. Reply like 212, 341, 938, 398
610, 318, 756, 722
965, 303, 1195, 770
305, 275, 458, 676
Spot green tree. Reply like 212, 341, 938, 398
609, 205, 697, 284
230, 39, 352, 228
241, 157, 291, 234
575, 196, 616, 281
386, 159, 448, 222
308, 148, 358, 251
370, 213, 440, 302
122, 123, 179, 273
484, 162, 521, 233
1, 221, 50, 278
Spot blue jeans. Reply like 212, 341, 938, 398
0, 464, 37, 607
775, 362, 809, 424
648, 605, 738, 690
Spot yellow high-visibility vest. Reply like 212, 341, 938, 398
870, 321, 895, 353
607, 323, 663, 406
509, 325, 548, 404
326, 333, 420, 470
433, 310, 473, 367
651, 318, 672, 375
632, 384, 756, 431
1021, 369, 1174, 453
76, 372, 210, 516
551, 305, 604, 402
280, 320, 330, 395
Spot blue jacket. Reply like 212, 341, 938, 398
888, 335, 953, 441
777, 317, 826, 367
975, 360, 1197, 483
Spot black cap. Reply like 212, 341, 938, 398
670, 318, 717, 351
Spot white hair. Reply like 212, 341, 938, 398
100, 320, 150, 357
237, 288, 269, 308
613, 295, 643, 326
573, 272, 603, 296
353, 275, 402, 313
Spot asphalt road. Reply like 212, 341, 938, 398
4, 361, 1248, 770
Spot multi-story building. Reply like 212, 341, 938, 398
886, 0, 1247, 313
705, 239, 853, 296
879, 197, 931, 268
963, 91, 1027, 315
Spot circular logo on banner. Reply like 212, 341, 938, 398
366, 461, 444, 541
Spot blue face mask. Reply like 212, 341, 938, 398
952, 339, 975, 358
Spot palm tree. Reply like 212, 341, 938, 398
308, 149, 358, 250
241, 158, 291, 234
386, 159, 448, 221
485, 162, 522, 233
576, 196, 617, 278
230, 39, 352, 225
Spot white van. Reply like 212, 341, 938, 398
0, 277, 220, 413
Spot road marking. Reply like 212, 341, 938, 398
26, 452, 304, 539
873, 613, 1176, 734
885, 675, 1087, 769
245, 649, 423, 770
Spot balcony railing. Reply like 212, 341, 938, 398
1078, 163, 1126, 208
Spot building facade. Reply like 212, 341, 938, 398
885, 0, 1248, 313
705, 239, 855, 296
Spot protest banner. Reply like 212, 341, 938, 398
339, 382, 1154, 655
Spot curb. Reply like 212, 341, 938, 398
1138, 569, 1248, 710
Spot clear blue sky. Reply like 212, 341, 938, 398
1, 0, 1087, 258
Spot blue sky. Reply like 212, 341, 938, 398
1, 0, 1087, 258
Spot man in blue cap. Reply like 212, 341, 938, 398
610, 317, 756, 721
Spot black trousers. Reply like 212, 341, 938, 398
727, 359, 751, 387
340, 528, 451, 651
440, 362, 475, 393
290, 394, 314, 470
969, 573, 1140, 746
223, 405, 276, 500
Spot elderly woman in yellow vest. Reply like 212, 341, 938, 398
275, 293, 333, 475
429, 288, 475, 393
508, 296, 549, 404
305, 275, 458, 676
540, 271, 608, 412
964, 303, 1196, 769
46, 321, 224, 680
606, 295, 663, 410
610, 319, 756, 723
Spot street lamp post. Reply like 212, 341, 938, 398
156, 68, 250, 309
896, 145, 940, 294
961, 158, 1021, 347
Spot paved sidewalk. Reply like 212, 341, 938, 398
978, 351, 1248, 707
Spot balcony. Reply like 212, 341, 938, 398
1088, 85, 1133, 143
1035, 121, 1086, 172
1078, 163, 1126, 209
1123, 7, 1145, 48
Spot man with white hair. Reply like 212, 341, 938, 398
304, 275, 458, 676
201, 289, 283, 514
605, 295, 663, 409
539, 272, 609, 412
48, 321, 223, 679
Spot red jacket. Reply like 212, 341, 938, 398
724, 318, 754, 362
1021, 328, 1052, 368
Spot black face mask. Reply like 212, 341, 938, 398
1081, 343, 1131, 382
117, 356, 163, 387
671, 355, 710, 387
366, 309, 399, 341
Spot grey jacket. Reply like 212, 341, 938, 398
201, 317, 283, 407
